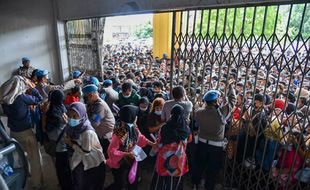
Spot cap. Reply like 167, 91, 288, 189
82, 84, 98, 94
72, 70, 81, 79
203, 90, 220, 102
22, 57, 30, 62
103, 79, 113, 87
274, 99, 287, 110
88, 76, 100, 87
36, 69, 48, 77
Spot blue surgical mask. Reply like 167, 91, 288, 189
68, 118, 80, 127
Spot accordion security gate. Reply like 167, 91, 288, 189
169, 2, 310, 190
65, 18, 105, 79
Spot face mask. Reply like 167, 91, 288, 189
126, 123, 134, 128
155, 111, 162, 115
68, 118, 80, 127
123, 94, 131, 98
140, 107, 148, 112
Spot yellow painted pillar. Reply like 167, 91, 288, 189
153, 12, 181, 59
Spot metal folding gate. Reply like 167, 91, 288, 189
65, 18, 105, 80
169, 2, 310, 190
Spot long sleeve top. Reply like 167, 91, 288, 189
70, 130, 106, 171
36, 80, 76, 100
107, 132, 150, 169
3, 88, 43, 132
195, 84, 236, 141
87, 99, 115, 140
161, 100, 193, 124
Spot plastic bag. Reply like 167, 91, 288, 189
128, 160, 138, 184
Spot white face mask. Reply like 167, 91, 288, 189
126, 123, 134, 128
123, 94, 131, 98
155, 111, 162, 115
140, 107, 148, 112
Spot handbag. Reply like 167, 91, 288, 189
128, 161, 138, 184
156, 141, 189, 177
43, 129, 65, 157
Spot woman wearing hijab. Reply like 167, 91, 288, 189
64, 102, 106, 190
42, 90, 72, 190
106, 105, 156, 190
146, 98, 165, 138
151, 104, 191, 190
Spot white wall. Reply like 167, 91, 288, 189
0, 0, 62, 84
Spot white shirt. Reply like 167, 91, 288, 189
70, 130, 106, 171
161, 99, 193, 124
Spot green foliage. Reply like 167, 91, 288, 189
195, 4, 310, 39
134, 21, 153, 39
289, 4, 310, 38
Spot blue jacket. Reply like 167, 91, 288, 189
3, 89, 43, 132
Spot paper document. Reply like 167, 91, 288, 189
132, 145, 147, 162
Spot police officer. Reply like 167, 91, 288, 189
14, 57, 35, 78
82, 84, 115, 157
192, 80, 236, 190
35, 69, 81, 100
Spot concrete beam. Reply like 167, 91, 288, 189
57, 0, 303, 20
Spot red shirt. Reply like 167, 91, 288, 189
64, 95, 79, 105
233, 107, 241, 120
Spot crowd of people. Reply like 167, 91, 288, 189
0, 41, 309, 190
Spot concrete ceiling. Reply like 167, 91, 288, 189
56, 0, 300, 20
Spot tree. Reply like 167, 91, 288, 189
134, 21, 153, 39
288, 4, 310, 38
195, 6, 283, 38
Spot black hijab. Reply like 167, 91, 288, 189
115, 105, 140, 151
46, 90, 66, 130
160, 104, 190, 145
